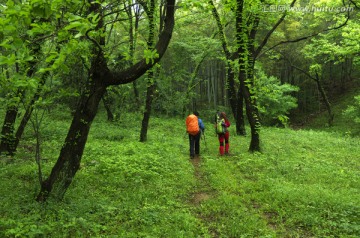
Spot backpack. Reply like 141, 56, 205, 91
215, 112, 226, 134
186, 114, 200, 136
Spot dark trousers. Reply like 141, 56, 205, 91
189, 133, 201, 157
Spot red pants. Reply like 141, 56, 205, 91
218, 132, 229, 155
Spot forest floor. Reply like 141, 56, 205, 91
0, 97, 359, 237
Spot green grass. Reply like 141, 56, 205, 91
0, 107, 359, 237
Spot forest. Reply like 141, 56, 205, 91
0, 0, 359, 237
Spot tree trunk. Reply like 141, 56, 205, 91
209, 0, 246, 135
315, 72, 334, 126
140, 73, 156, 142
236, 0, 260, 152
1, 41, 42, 155
132, 81, 141, 107
243, 60, 261, 152
37, 81, 106, 201
139, 0, 156, 142
0, 106, 18, 155
36, 0, 175, 202
292, 65, 334, 126
14, 77, 47, 151
0, 64, 21, 155
227, 65, 246, 135
236, 83, 246, 135
102, 89, 114, 121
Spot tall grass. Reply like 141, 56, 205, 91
0, 108, 359, 237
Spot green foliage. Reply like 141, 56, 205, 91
309, 63, 322, 77
343, 95, 360, 124
254, 66, 299, 126
143, 49, 159, 64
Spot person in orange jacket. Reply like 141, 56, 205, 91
186, 111, 205, 159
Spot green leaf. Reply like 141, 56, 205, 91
0, 54, 16, 65
65, 21, 83, 31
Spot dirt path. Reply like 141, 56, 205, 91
189, 156, 220, 237
189, 155, 213, 205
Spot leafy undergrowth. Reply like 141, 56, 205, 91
0, 109, 359, 237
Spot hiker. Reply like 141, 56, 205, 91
216, 111, 230, 155
186, 111, 205, 159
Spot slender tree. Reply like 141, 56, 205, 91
140, 0, 158, 142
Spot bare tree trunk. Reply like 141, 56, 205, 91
292, 64, 334, 126
102, 89, 114, 121
140, 71, 156, 142
228, 65, 246, 135
0, 106, 18, 155
14, 77, 47, 151
315, 72, 334, 126
37, 81, 106, 201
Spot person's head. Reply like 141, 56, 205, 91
220, 112, 227, 120
193, 111, 199, 117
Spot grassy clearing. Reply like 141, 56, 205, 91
0, 108, 359, 237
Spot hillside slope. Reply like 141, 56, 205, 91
299, 88, 360, 136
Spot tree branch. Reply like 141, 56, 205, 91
348, 0, 359, 9
104, 0, 176, 86
254, 0, 297, 58
291, 64, 316, 80
258, 8, 351, 58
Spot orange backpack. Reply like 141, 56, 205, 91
186, 114, 199, 136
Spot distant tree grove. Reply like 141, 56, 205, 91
0, 0, 359, 201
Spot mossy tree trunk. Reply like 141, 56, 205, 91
236, 0, 261, 152
234, 0, 297, 151
140, 0, 156, 142
209, 0, 246, 136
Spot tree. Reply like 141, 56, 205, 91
36, 0, 176, 202
0, 2, 46, 155
233, 0, 298, 151
208, 0, 246, 135
259, 0, 357, 122
140, 0, 159, 142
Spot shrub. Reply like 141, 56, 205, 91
254, 67, 299, 126
343, 95, 360, 124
